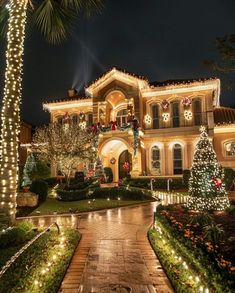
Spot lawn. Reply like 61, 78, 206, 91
30, 197, 152, 215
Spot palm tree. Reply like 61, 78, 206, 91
0, 0, 103, 224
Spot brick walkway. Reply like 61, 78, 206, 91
58, 203, 173, 293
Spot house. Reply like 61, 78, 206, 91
43, 68, 235, 182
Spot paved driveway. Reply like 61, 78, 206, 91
26, 202, 173, 293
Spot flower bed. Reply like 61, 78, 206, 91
0, 228, 80, 292
148, 205, 234, 292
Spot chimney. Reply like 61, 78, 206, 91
68, 88, 77, 97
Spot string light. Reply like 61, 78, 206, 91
0, 0, 27, 222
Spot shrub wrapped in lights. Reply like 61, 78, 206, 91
186, 126, 230, 211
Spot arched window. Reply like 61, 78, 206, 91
224, 141, 235, 156
173, 143, 182, 174
151, 145, 161, 174
116, 109, 128, 126
71, 114, 78, 124
193, 99, 202, 126
172, 101, 180, 127
152, 104, 159, 129
87, 113, 93, 126
57, 116, 63, 125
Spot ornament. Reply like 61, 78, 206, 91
110, 158, 116, 164
160, 99, 169, 110
182, 97, 191, 107
144, 114, 152, 125
162, 112, 170, 122
212, 177, 223, 188
109, 121, 117, 130
79, 112, 85, 120
123, 161, 130, 172
79, 121, 87, 129
184, 110, 193, 120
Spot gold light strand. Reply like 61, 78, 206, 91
0, 0, 27, 222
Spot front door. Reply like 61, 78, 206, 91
118, 150, 132, 179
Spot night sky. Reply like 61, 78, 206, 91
0, 0, 235, 126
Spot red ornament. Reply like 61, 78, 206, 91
123, 161, 130, 172
109, 121, 117, 130
212, 177, 223, 188
92, 124, 96, 133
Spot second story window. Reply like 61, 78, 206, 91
71, 114, 78, 124
224, 141, 235, 156
87, 113, 93, 126
152, 104, 159, 129
193, 99, 202, 126
116, 109, 128, 126
57, 116, 63, 125
172, 101, 180, 127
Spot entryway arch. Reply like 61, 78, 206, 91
99, 138, 131, 182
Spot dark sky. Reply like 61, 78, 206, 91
0, 0, 235, 126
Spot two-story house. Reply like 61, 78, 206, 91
43, 68, 235, 182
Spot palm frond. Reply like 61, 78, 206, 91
0, 1, 9, 38
61, 0, 82, 12
33, 0, 73, 44
81, 0, 104, 18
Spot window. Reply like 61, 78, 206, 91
57, 116, 63, 124
151, 145, 161, 174
152, 104, 159, 129
87, 113, 93, 126
193, 99, 202, 126
173, 143, 182, 174
71, 114, 78, 124
172, 101, 180, 127
224, 141, 235, 156
116, 109, 128, 126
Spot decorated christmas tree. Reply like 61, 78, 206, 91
186, 126, 230, 211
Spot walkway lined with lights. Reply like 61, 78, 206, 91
57, 202, 173, 293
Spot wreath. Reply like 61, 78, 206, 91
160, 99, 169, 110
182, 97, 191, 107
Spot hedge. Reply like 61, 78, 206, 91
57, 186, 153, 202
0, 229, 80, 293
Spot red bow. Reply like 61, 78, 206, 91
212, 177, 223, 188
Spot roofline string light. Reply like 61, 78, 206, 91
0, 0, 27, 222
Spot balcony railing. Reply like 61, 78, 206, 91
149, 112, 209, 130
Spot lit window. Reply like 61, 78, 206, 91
224, 141, 235, 156
71, 114, 78, 124
193, 99, 202, 126
173, 143, 182, 174
116, 109, 128, 126
151, 145, 161, 174
152, 104, 159, 129
57, 116, 63, 125
172, 101, 180, 127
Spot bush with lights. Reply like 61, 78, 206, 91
187, 126, 230, 211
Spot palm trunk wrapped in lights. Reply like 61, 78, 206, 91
0, 0, 27, 223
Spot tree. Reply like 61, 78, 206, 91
21, 153, 37, 187
186, 126, 230, 211
32, 123, 98, 186
0, 0, 103, 223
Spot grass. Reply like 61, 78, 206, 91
30, 197, 152, 216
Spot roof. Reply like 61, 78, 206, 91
86, 67, 149, 95
43, 94, 89, 105
150, 77, 218, 87
213, 107, 235, 125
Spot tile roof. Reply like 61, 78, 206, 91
213, 107, 235, 125
150, 77, 217, 87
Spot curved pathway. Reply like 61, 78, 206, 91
26, 202, 173, 293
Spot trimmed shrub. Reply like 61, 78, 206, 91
57, 187, 89, 201
30, 179, 49, 203
74, 171, 85, 182
44, 177, 58, 188
0, 227, 26, 248
34, 160, 51, 179
104, 167, 113, 183
64, 181, 90, 191
224, 168, 235, 191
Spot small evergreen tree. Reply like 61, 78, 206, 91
187, 126, 230, 211
21, 153, 37, 187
